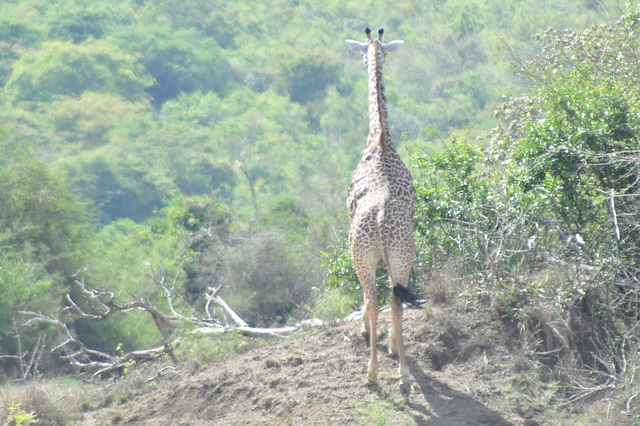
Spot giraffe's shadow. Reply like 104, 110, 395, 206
405, 357, 517, 426
356, 316, 516, 425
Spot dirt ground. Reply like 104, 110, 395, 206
80, 299, 530, 425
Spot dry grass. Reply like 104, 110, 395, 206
0, 331, 260, 425
0, 378, 91, 425
491, 263, 640, 424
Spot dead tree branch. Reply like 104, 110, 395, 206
16, 263, 312, 381
0, 316, 45, 381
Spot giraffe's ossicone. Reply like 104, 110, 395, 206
346, 27, 423, 402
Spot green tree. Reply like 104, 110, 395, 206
49, 92, 153, 148
60, 146, 177, 223
47, 3, 112, 42
0, 15, 42, 87
0, 139, 92, 275
0, 134, 92, 372
110, 24, 240, 106
269, 48, 341, 104
5, 40, 153, 104
155, 91, 237, 198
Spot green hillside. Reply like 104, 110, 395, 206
0, 0, 614, 223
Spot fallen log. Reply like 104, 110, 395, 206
191, 325, 297, 338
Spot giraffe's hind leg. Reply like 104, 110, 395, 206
388, 311, 398, 357
383, 212, 415, 401
391, 295, 411, 400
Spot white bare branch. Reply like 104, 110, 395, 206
15, 265, 317, 381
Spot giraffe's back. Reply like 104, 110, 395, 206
347, 145, 415, 224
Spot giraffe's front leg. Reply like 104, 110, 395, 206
361, 302, 370, 341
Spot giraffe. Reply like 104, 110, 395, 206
345, 27, 423, 401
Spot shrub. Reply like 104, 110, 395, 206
312, 287, 359, 322
321, 241, 392, 306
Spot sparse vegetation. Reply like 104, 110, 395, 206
179, 332, 250, 372
354, 392, 415, 425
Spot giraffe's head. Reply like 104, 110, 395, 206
345, 28, 403, 70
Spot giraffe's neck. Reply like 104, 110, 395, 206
367, 43, 391, 154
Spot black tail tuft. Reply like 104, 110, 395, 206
392, 285, 426, 308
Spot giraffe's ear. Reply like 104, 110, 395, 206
382, 40, 404, 53
346, 40, 368, 53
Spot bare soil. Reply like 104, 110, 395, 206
80, 299, 530, 425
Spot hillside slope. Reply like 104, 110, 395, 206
79, 300, 525, 425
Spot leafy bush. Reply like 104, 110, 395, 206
312, 286, 359, 322
321, 241, 392, 306
495, 19, 640, 277
150, 196, 321, 326
3, 402, 38, 425
192, 228, 317, 326
413, 136, 546, 282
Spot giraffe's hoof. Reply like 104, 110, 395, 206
388, 344, 398, 358
361, 328, 370, 343
399, 379, 411, 402
365, 373, 378, 387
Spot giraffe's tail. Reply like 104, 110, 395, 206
392, 285, 426, 308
